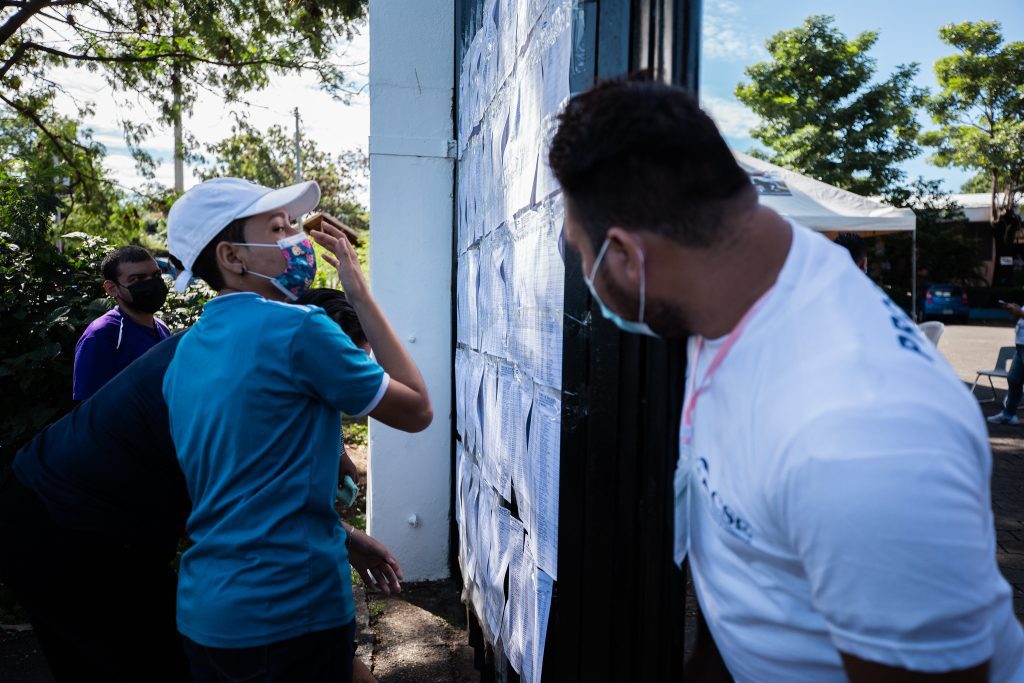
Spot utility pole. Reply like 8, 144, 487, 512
172, 42, 184, 192
293, 107, 302, 183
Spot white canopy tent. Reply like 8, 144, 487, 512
733, 150, 920, 313
733, 151, 917, 233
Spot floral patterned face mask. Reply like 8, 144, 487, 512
232, 233, 317, 301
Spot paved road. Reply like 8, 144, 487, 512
936, 323, 1024, 620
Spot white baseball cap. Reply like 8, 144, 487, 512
167, 177, 321, 292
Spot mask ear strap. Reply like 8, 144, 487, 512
637, 247, 647, 324
589, 239, 611, 282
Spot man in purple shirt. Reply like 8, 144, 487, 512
73, 246, 171, 400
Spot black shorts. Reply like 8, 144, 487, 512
182, 621, 357, 683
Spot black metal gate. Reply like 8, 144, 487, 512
453, 2, 702, 680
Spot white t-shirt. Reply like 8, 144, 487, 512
680, 222, 1024, 682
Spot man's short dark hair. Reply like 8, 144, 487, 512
101, 246, 155, 282
168, 218, 248, 292
834, 233, 868, 264
296, 288, 367, 347
548, 76, 754, 250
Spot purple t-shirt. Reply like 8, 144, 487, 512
72, 306, 171, 401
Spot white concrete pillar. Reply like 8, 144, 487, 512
367, 0, 454, 581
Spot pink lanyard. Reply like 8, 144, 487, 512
681, 288, 774, 446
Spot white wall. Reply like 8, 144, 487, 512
367, 0, 454, 581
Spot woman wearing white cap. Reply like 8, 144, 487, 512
163, 177, 432, 682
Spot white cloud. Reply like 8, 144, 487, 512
700, 94, 760, 139
45, 31, 371, 204
701, 0, 767, 62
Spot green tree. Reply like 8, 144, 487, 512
201, 118, 368, 231
0, 0, 366, 189
961, 172, 993, 194
0, 102, 164, 246
884, 178, 982, 289
736, 15, 926, 195
920, 21, 1024, 286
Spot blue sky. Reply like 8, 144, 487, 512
699, 0, 1024, 194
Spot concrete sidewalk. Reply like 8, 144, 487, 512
936, 324, 1024, 619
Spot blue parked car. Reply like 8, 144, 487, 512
922, 284, 970, 324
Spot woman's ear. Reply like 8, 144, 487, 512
216, 241, 246, 277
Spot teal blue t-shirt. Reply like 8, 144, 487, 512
163, 293, 388, 648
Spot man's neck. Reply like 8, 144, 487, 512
117, 303, 155, 329
687, 207, 792, 340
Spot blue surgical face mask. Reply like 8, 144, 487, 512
584, 239, 660, 338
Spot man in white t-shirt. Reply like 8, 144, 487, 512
548, 77, 1024, 682
987, 303, 1024, 426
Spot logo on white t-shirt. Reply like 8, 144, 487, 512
696, 456, 753, 544
881, 295, 931, 361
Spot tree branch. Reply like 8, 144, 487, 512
0, 40, 30, 80
0, 0, 49, 46
21, 39, 309, 70
0, 90, 100, 189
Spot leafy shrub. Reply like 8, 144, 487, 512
343, 419, 368, 447
0, 231, 109, 464
0, 228, 213, 466
161, 282, 214, 331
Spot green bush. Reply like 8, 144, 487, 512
0, 231, 110, 464
0, 228, 213, 466
162, 283, 214, 330
343, 419, 368, 447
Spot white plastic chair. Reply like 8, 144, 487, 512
918, 321, 945, 346
971, 346, 1017, 403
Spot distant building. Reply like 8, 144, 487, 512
947, 194, 1024, 286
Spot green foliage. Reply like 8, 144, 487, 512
920, 20, 1024, 282
343, 420, 368, 447
736, 15, 926, 195
0, 103, 167, 247
0, 229, 110, 464
878, 178, 983, 311
200, 119, 369, 231
201, 119, 370, 279
0, 0, 367, 184
161, 282, 214, 331
961, 171, 993, 195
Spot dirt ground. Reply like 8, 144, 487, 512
344, 445, 476, 683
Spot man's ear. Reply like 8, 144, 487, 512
216, 242, 246, 277
605, 226, 644, 285
102, 280, 119, 298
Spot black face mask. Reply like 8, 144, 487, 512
122, 277, 168, 314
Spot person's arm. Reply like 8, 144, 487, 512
780, 409, 1001, 680
342, 522, 403, 595
311, 223, 432, 432
72, 326, 118, 401
1001, 302, 1023, 319
339, 440, 359, 485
